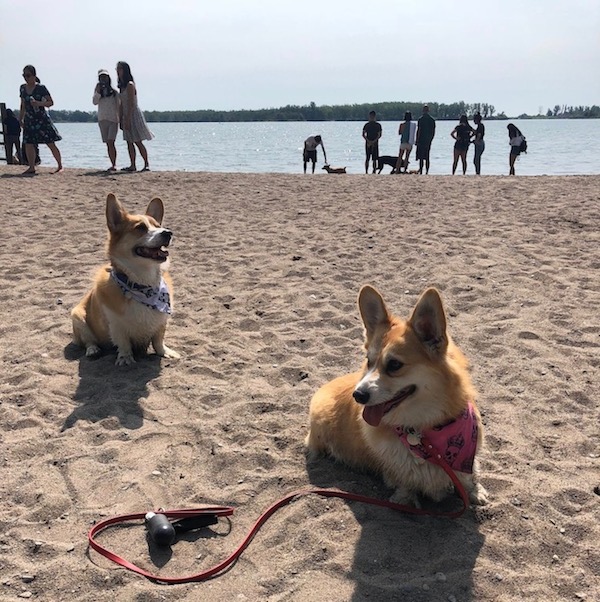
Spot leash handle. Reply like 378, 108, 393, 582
88, 445, 469, 584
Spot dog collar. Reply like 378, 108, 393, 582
394, 402, 479, 474
110, 269, 171, 314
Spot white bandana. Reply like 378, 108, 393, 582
111, 269, 171, 314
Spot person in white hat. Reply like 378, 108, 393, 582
93, 68, 120, 171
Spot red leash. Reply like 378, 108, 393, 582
88, 437, 469, 584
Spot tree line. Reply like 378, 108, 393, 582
46, 101, 600, 123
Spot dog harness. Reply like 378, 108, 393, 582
111, 270, 171, 314
394, 402, 479, 474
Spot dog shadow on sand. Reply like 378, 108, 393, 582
305, 456, 485, 601
62, 343, 162, 430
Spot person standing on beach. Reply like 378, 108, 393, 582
472, 112, 485, 175
93, 69, 120, 171
450, 114, 474, 175
507, 123, 525, 176
2, 108, 22, 164
303, 135, 327, 173
415, 105, 436, 174
18, 65, 63, 175
396, 112, 416, 174
116, 61, 153, 172
362, 111, 382, 174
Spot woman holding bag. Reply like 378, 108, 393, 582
507, 123, 525, 176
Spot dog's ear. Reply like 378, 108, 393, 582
146, 197, 164, 224
409, 288, 448, 356
106, 193, 127, 232
358, 285, 391, 343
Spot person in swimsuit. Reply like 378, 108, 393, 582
450, 114, 474, 175
472, 112, 485, 175
396, 112, 416, 174
303, 135, 327, 174
507, 123, 525, 176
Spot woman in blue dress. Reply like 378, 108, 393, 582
19, 65, 63, 175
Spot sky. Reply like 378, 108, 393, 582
1, 0, 598, 117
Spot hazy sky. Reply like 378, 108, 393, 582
1, 0, 598, 116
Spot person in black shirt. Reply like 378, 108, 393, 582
362, 111, 382, 174
416, 105, 436, 174
2, 108, 22, 164
472, 112, 485, 175
450, 115, 474, 175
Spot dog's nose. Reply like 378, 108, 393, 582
161, 229, 173, 242
353, 389, 370, 405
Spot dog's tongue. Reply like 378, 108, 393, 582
362, 404, 386, 427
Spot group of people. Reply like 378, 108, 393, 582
5, 62, 154, 175
6, 75, 526, 176
303, 106, 526, 176
93, 62, 154, 172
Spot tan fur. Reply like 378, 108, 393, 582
306, 286, 488, 507
71, 193, 180, 366
322, 164, 347, 174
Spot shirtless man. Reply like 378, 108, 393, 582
303, 135, 327, 173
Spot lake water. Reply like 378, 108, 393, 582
35, 119, 599, 175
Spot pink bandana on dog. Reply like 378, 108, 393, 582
394, 403, 479, 474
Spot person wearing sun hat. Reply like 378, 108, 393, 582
93, 68, 120, 171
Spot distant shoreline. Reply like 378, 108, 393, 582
42, 99, 599, 124
48, 113, 600, 124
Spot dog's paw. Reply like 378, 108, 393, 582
469, 483, 489, 506
85, 345, 101, 358
115, 352, 135, 366
390, 487, 421, 508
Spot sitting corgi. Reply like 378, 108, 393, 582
306, 286, 488, 507
71, 193, 180, 366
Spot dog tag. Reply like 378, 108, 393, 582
406, 432, 421, 446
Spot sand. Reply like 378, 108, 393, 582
0, 165, 598, 602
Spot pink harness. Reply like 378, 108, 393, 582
394, 403, 479, 474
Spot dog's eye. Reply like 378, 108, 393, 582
135, 223, 148, 232
386, 359, 404, 373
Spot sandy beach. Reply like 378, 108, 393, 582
0, 165, 598, 601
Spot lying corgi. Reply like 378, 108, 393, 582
71, 193, 180, 366
322, 164, 347, 174
306, 286, 488, 507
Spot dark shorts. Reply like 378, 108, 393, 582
454, 141, 470, 152
416, 142, 432, 160
365, 141, 379, 160
510, 146, 521, 156
303, 149, 317, 162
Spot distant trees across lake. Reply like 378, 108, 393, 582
47, 101, 600, 123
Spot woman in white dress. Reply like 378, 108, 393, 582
116, 61, 154, 172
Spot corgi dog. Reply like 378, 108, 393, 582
306, 286, 488, 507
322, 164, 347, 174
71, 193, 180, 366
